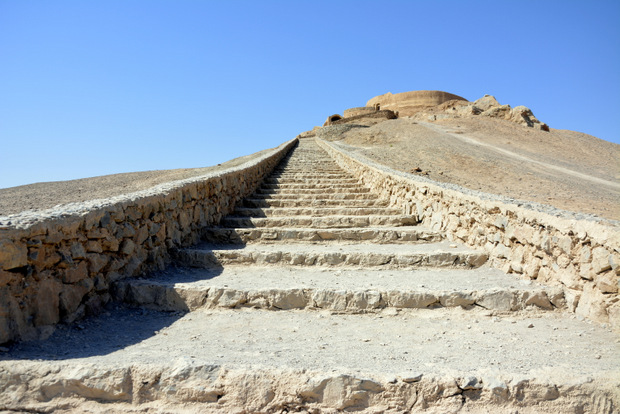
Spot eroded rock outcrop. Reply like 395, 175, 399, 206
418, 94, 550, 131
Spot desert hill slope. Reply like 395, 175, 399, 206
334, 117, 619, 221
315, 92, 619, 221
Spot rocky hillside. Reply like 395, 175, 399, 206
311, 93, 620, 221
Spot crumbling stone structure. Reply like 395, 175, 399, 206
366, 90, 468, 117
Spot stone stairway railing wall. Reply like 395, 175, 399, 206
317, 138, 620, 332
0, 138, 297, 344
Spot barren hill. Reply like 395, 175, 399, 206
317, 92, 620, 222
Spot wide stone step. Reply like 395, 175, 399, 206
243, 198, 390, 208
255, 187, 371, 195
177, 241, 488, 269
220, 215, 417, 229
202, 226, 443, 244
272, 168, 344, 174
260, 182, 363, 190
265, 176, 354, 183
280, 163, 338, 166
270, 171, 351, 177
252, 193, 380, 200
114, 266, 564, 312
232, 206, 403, 217
4, 307, 617, 413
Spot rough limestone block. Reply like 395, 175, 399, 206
34, 278, 62, 326
575, 283, 609, 323
59, 283, 89, 317
596, 272, 618, 294
62, 261, 89, 283
0, 239, 27, 270
476, 290, 516, 311
592, 247, 612, 274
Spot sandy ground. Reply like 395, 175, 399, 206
0, 148, 274, 216
339, 117, 620, 221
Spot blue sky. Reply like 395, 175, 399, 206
1, 1, 619, 189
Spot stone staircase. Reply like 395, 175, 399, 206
3, 139, 618, 413
115, 139, 562, 314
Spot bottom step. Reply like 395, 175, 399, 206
114, 266, 565, 312
1, 306, 618, 413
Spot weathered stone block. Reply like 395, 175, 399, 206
34, 278, 61, 326
0, 239, 27, 270
62, 261, 89, 283
0, 270, 17, 287
476, 290, 516, 311
596, 272, 618, 294
102, 236, 120, 252
70, 242, 87, 259
87, 253, 110, 274
575, 283, 609, 323
440, 291, 475, 307
85, 240, 103, 253
59, 283, 89, 317
592, 247, 612, 274
135, 225, 149, 245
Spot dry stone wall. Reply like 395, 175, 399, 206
0, 138, 297, 344
317, 139, 620, 331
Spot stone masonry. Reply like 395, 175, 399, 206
318, 139, 620, 332
0, 139, 296, 344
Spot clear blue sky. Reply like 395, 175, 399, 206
1, 1, 619, 189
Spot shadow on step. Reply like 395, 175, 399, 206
0, 265, 227, 362
0, 304, 183, 361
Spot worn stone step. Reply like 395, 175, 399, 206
114, 266, 564, 313
243, 198, 389, 208
251, 192, 380, 200
4, 307, 617, 413
270, 171, 351, 177
202, 226, 443, 244
275, 160, 337, 164
265, 176, 354, 183
220, 215, 418, 229
276, 163, 338, 167
272, 168, 344, 173
177, 241, 488, 269
232, 206, 403, 217
255, 187, 371, 195
260, 182, 363, 190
